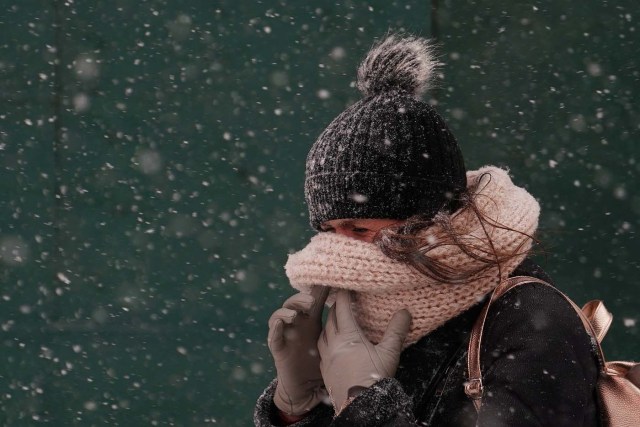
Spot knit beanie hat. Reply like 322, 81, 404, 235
305, 34, 467, 231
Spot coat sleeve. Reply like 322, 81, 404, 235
255, 378, 418, 427
476, 283, 600, 427
331, 378, 417, 426
253, 379, 334, 427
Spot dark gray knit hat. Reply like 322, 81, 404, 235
305, 34, 467, 231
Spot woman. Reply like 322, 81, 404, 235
254, 34, 600, 426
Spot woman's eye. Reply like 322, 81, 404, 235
352, 227, 369, 233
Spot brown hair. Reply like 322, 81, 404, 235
374, 172, 540, 285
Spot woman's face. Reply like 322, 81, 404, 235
321, 218, 402, 243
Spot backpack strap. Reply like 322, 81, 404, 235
465, 275, 607, 411
581, 300, 613, 344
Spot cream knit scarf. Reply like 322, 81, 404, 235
284, 166, 540, 347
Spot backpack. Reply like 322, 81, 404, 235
465, 276, 640, 427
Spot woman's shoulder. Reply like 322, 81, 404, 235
487, 280, 581, 331
484, 261, 596, 361
501, 258, 580, 323
478, 262, 601, 427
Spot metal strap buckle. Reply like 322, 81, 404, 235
464, 379, 483, 399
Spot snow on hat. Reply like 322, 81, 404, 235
305, 33, 467, 231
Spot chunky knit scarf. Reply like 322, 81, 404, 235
285, 166, 540, 347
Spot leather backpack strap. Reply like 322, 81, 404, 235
581, 300, 613, 344
465, 276, 607, 411
465, 276, 547, 409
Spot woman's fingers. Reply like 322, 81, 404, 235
268, 307, 297, 330
281, 287, 329, 318
268, 319, 285, 352
324, 304, 338, 338
334, 289, 358, 334
269, 287, 330, 354
318, 326, 329, 358
282, 292, 315, 314
309, 286, 330, 318
378, 309, 411, 354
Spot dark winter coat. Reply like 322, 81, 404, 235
254, 259, 601, 426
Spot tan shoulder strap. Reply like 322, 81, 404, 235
465, 276, 608, 410
581, 300, 613, 344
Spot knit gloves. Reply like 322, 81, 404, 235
268, 286, 330, 416
318, 290, 412, 413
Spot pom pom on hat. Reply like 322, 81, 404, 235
356, 33, 439, 99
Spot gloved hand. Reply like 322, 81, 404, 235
318, 289, 411, 413
268, 285, 330, 416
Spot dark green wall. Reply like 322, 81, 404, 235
434, 0, 640, 360
0, 1, 637, 425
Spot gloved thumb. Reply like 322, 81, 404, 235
378, 309, 411, 354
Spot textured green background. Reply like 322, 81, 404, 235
0, 1, 637, 425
